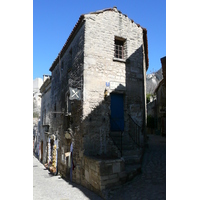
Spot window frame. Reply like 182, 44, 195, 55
114, 36, 127, 62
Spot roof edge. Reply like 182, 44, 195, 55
49, 7, 149, 72
142, 28, 149, 71
40, 77, 51, 93
49, 15, 85, 72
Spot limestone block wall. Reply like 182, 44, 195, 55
48, 8, 147, 190
82, 155, 125, 195
82, 9, 146, 156
40, 78, 51, 164
41, 80, 51, 126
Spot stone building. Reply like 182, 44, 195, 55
33, 78, 43, 117
154, 56, 166, 136
39, 75, 52, 164
48, 7, 149, 196
33, 78, 43, 155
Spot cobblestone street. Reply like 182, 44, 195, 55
33, 156, 103, 200
104, 134, 166, 200
33, 134, 166, 200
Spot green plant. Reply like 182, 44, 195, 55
146, 93, 151, 103
33, 112, 39, 118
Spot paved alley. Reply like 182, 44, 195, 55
33, 156, 103, 200
104, 134, 166, 200
33, 134, 166, 200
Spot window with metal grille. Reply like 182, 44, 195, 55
114, 38, 125, 59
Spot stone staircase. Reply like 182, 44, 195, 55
110, 131, 143, 182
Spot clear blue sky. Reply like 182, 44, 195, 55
33, 0, 166, 79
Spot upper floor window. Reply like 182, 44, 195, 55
61, 61, 64, 71
68, 48, 73, 72
114, 37, 126, 60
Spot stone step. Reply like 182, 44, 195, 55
122, 149, 143, 164
123, 155, 141, 164
119, 164, 141, 184
110, 135, 136, 147
125, 164, 141, 181
112, 142, 134, 149
122, 149, 142, 156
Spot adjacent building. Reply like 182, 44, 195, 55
33, 78, 43, 155
39, 75, 52, 164
39, 7, 149, 196
154, 56, 166, 136
33, 78, 43, 116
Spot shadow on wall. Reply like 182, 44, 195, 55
55, 45, 147, 197
68, 45, 146, 158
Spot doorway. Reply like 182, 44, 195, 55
110, 93, 124, 131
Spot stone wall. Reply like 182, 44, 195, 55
33, 78, 43, 117
82, 8, 146, 156
40, 78, 51, 163
48, 7, 147, 193
50, 22, 85, 179
82, 155, 125, 195
73, 8, 147, 190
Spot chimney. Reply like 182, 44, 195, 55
113, 6, 117, 11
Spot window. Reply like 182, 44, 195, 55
67, 95, 71, 113
69, 48, 72, 56
68, 48, 72, 72
65, 94, 71, 116
114, 37, 126, 60
61, 61, 64, 71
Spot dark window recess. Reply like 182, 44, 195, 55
114, 39, 125, 59
61, 61, 64, 71
66, 95, 71, 114
68, 48, 72, 70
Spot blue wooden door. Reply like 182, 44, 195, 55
110, 93, 124, 131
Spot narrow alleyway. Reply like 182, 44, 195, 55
33, 134, 166, 200
33, 156, 103, 200
104, 134, 166, 200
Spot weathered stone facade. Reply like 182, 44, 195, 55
48, 7, 148, 196
39, 75, 51, 164
154, 56, 166, 136
33, 78, 43, 117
